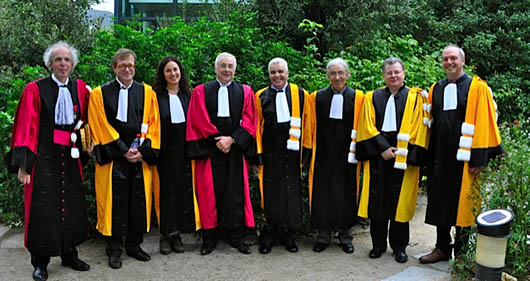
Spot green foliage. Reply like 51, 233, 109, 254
79, 13, 322, 93
454, 119, 530, 280
0, 0, 102, 71
326, 33, 445, 92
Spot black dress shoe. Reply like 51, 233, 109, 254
108, 256, 122, 269
170, 237, 185, 253
369, 248, 386, 258
200, 243, 215, 255
233, 243, 251, 254
32, 267, 48, 281
394, 251, 408, 263
160, 237, 171, 255
284, 239, 298, 253
259, 244, 272, 254
61, 256, 91, 271
341, 243, 354, 254
312, 242, 328, 252
126, 248, 151, 261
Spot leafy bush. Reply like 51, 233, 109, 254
453, 119, 530, 280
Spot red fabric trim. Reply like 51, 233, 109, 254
195, 158, 217, 229
186, 84, 219, 141
242, 157, 255, 227
11, 81, 41, 152
240, 85, 257, 138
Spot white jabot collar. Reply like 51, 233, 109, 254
381, 93, 397, 132
116, 78, 133, 122
52, 73, 74, 125
329, 86, 345, 120
168, 91, 186, 124
273, 83, 290, 123
217, 79, 231, 117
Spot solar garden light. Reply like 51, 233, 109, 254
475, 209, 514, 281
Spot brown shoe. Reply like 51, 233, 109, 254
419, 248, 449, 264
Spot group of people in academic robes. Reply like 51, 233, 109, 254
7, 41, 503, 281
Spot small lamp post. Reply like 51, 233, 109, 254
475, 209, 514, 281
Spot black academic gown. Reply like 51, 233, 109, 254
357, 86, 425, 221
256, 85, 305, 230
187, 80, 256, 229
310, 86, 358, 230
425, 74, 503, 227
156, 90, 195, 235
94, 80, 159, 236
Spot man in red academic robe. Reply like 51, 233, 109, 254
8, 41, 91, 281
186, 52, 256, 255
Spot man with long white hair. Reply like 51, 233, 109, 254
8, 41, 92, 281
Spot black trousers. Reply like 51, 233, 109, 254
370, 219, 409, 252
259, 223, 296, 246
31, 247, 78, 269
436, 226, 471, 257
202, 227, 247, 247
106, 232, 143, 258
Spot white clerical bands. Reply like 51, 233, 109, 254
347, 130, 357, 164
457, 122, 475, 161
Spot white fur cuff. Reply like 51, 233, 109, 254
290, 117, 301, 128
456, 149, 471, 161
141, 123, 148, 134
351, 130, 357, 139
421, 90, 428, 98
348, 152, 358, 164
394, 162, 407, 170
397, 133, 410, 142
395, 148, 408, 157
289, 128, 301, 139
423, 117, 429, 125
459, 136, 473, 149
349, 142, 356, 152
428, 119, 432, 128
286, 139, 300, 151
461, 123, 475, 136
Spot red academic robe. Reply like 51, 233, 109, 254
186, 80, 256, 230
9, 77, 90, 255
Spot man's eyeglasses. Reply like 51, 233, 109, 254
117, 64, 136, 70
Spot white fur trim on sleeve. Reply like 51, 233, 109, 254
289, 128, 301, 139
141, 123, 148, 134
348, 152, 358, 164
86, 85, 92, 92
426, 104, 431, 113
395, 148, 408, 157
423, 103, 428, 111
290, 117, 301, 127
461, 123, 475, 136
423, 117, 429, 125
428, 119, 432, 128
394, 162, 407, 170
350, 130, 357, 139
456, 149, 471, 161
459, 136, 473, 149
349, 142, 356, 152
421, 90, 428, 98
397, 133, 410, 142
286, 139, 300, 151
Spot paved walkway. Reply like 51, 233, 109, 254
0, 195, 452, 281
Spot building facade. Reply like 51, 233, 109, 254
115, 0, 216, 25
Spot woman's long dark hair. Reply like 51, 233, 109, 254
153, 56, 191, 96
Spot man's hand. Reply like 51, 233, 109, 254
18, 167, 31, 185
125, 149, 143, 163
469, 165, 484, 175
86, 145, 95, 158
215, 136, 234, 154
380, 147, 398, 160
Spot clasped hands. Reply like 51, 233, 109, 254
124, 149, 143, 163
215, 136, 234, 154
